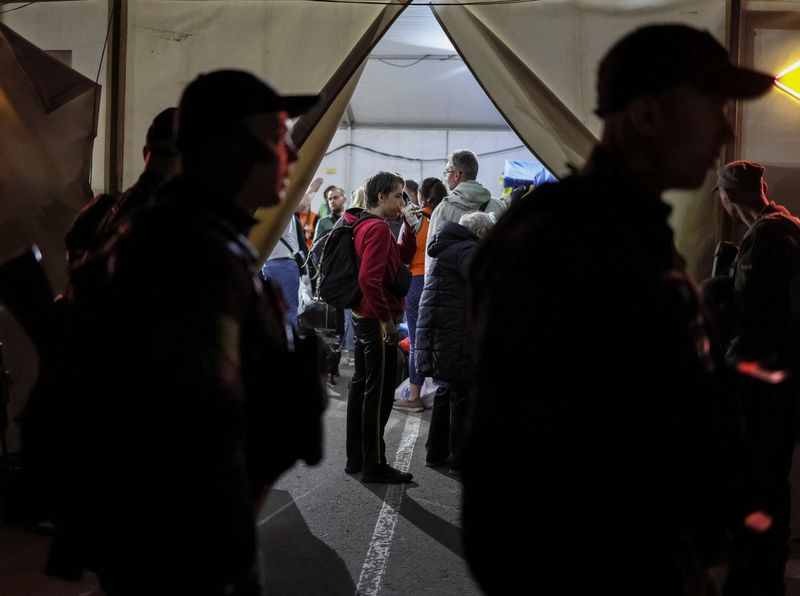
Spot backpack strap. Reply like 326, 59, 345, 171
278, 236, 308, 274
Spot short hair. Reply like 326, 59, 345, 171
323, 185, 339, 200
449, 149, 479, 180
404, 179, 419, 193
326, 187, 345, 202
459, 211, 495, 239
145, 107, 177, 156
365, 172, 404, 209
420, 177, 448, 209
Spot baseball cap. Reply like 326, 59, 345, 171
176, 69, 319, 151
716, 160, 766, 192
596, 24, 774, 116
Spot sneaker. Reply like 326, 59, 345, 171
392, 399, 424, 413
361, 464, 413, 484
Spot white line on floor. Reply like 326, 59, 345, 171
355, 413, 421, 596
256, 480, 328, 527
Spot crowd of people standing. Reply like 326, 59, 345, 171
10, 18, 800, 596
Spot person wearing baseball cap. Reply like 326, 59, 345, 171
463, 25, 773, 595
59, 71, 326, 595
715, 160, 800, 596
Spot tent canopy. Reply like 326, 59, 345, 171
1, 0, 797, 277
349, 5, 508, 130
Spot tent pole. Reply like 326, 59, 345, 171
106, 0, 127, 195
719, 0, 742, 243
345, 124, 352, 195
726, 0, 742, 164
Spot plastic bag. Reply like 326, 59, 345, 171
393, 377, 438, 408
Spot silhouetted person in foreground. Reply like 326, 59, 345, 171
28, 70, 327, 595
64, 107, 178, 268
464, 25, 773, 595
714, 161, 800, 596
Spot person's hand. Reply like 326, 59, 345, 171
307, 177, 323, 195
382, 319, 399, 344
401, 205, 422, 233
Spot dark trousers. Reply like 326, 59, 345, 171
346, 316, 397, 469
725, 375, 799, 596
425, 381, 468, 467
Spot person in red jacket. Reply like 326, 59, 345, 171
345, 171, 417, 483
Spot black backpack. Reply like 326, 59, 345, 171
316, 210, 368, 309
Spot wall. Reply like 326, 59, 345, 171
307, 126, 544, 211
741, 7, 800, 221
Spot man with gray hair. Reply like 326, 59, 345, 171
425, 149, 505, 273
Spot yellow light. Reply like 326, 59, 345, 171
775, 60, 800, 101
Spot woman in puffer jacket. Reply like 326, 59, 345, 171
415, 211, 496, 471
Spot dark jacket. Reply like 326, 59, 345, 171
29, 177, 326, 590
64, 170, 167, 267
730, 201, 800, 367
415, 221, 477, 383
463, 147, 737, 595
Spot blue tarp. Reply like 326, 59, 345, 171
502, 160, 557, 190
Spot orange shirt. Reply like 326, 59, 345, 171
298, 210, 318, 251
410, 207, 433, 276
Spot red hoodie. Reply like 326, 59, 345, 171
348, 210, 416, 321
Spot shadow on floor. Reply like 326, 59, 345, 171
257, 489, 355, 596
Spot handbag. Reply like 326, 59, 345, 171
298, 299, 343, 334
297, 271, 343, 334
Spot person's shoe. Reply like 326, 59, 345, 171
425, 455, 449, 468
392, 399, 424, 413
327, 373, 337, 386
361, 464, 413, 484
344, 461, 362, 475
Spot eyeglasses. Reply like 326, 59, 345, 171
443, 168, 458, 177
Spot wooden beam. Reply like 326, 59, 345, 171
106, 0, 126, 194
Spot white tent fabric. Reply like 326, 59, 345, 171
3, 0, 795, 275
432, 0, 728, 278
125, 0, 411, 258
431, 4, 596, 178
1, 0, 800, 456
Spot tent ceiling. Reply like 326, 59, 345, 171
346, 5, 510, 130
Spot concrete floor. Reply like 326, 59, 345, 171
0, 363, 480, 596
5, 363, 800, 595
257, 365, 478, 596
